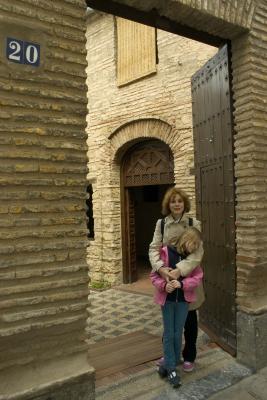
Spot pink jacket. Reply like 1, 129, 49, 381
150, 246, 203, 306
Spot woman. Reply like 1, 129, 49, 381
149, 187, 205, 373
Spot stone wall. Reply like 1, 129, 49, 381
0, 0, 94, 398
100, 0, 267, 316
86, 11, 217, 284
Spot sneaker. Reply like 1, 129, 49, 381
183, 361, 194, 372
167, 369, 181, 388
157, 364, 167, 378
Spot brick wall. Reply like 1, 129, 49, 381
105, 0, 267, 317
86, 11, 217, 284
232, 2, 267, 313
111, 0, 254, 35
0, 0, 91, 394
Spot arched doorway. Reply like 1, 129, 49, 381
121, 139, 174, 283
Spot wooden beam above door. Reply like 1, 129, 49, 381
86, 0, 224, 48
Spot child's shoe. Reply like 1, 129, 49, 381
183, 361, 194, 372
167, 369, 181, 388
157, 364, 167, 378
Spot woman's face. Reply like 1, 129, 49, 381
169, 194, 185, 218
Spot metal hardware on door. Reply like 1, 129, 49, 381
209, 136, 214, 143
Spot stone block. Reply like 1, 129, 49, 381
237, 310, 267, 370
0, 355, 95, 400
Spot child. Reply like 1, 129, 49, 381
149, 187, 204, 373
150, 227, 203, 388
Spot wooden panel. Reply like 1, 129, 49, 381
125, 188, 137, 283
122, 141, 174, 283
88, 330, 162, 380
191, 45, 236, 352
123, 140, 174, 187
116, 17, 156, 86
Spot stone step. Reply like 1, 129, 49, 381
96, 347, 252, 400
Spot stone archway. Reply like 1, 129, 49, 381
87, 117, 195, 287
110, 118, 193, 188
110, 119, 179, 282
109, 118, 175, 159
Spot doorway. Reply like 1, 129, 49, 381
129, 185, 170, 280
121, 139, 174, 283
118, 45, 237, 353
86, 2, 237, 355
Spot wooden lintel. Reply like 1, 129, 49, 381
86, 0, 224, 48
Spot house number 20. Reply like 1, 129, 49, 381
6, 37, 40, 67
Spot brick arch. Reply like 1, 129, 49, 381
109, 118, 179, 162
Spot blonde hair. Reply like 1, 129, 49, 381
176, 227, 202, 255
161, 187, 191, 216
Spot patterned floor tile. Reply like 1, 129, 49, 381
87, 288, 162, 344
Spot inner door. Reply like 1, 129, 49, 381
191, 44, 236, 353
124, 187, 137, 282
121, 139, 174, 283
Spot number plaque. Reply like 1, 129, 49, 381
6, 37, 40, 67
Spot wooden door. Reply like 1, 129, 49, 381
123, 140, 174, 187
121, 140, 174, 283
191, 45, 236, 353
124, 188, 137, 283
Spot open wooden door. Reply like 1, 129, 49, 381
124, 188, 137, 283
191, 44, 237, 354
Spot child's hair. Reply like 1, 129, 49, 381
176, 227, 202, 255
161, 187, 191, 216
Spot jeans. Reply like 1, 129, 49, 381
183, 309, 198, 362
161, 301, 188, 370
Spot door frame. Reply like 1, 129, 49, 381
86, 0, 224, 48
120, 139, 174, 283
120, 186, 136, 283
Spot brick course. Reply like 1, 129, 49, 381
86, 12, 217, 284
0, 0, 93, 397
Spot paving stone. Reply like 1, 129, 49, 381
153, 362, 252, 400
90, 287, 257, 400
95, 341, 253, 400
208, 366, 267, 400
